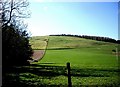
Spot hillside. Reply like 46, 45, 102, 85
47, 36, 116, 49
30, 35, 118, 67
30, 36, 117, 49
29, 36, 49, 50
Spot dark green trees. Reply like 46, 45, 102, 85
2, 24, 33, 66
2, 0, 33, 66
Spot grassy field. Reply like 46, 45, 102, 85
40, 36, 118, 68
7, 36, 119, 86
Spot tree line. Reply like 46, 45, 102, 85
50, 34, 120, 44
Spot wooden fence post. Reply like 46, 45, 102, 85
67, 62, 72, 87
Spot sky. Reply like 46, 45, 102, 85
25, 0, 119, 40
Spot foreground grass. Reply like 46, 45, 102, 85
33, 49, 118, 86
5, 63, 119, 86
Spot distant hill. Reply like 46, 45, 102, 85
50, 34, 119, 44
30, 35, 117, 50
47, 36, 117, 49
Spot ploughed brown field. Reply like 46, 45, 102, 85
32, 50, 45, 62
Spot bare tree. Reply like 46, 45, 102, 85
2, 0, 30, 27
0, 0, 2, 27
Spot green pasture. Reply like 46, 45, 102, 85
8, 36, 119, 86
40, 48, 118, 68
40, 36, 118, 68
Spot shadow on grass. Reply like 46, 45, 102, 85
2, 63, 120, 87
47, 48, 74, 50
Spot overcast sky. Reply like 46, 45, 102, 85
25, 0, 119, 40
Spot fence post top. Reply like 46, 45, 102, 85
67, 62, 70, 64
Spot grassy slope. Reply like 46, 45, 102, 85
29, 36, 49, 50
40, 36, 118, 68
27, 36, 119, 86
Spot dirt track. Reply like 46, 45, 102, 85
30, 50, 45, 62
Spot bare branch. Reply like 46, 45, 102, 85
2, 0, 30, 27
